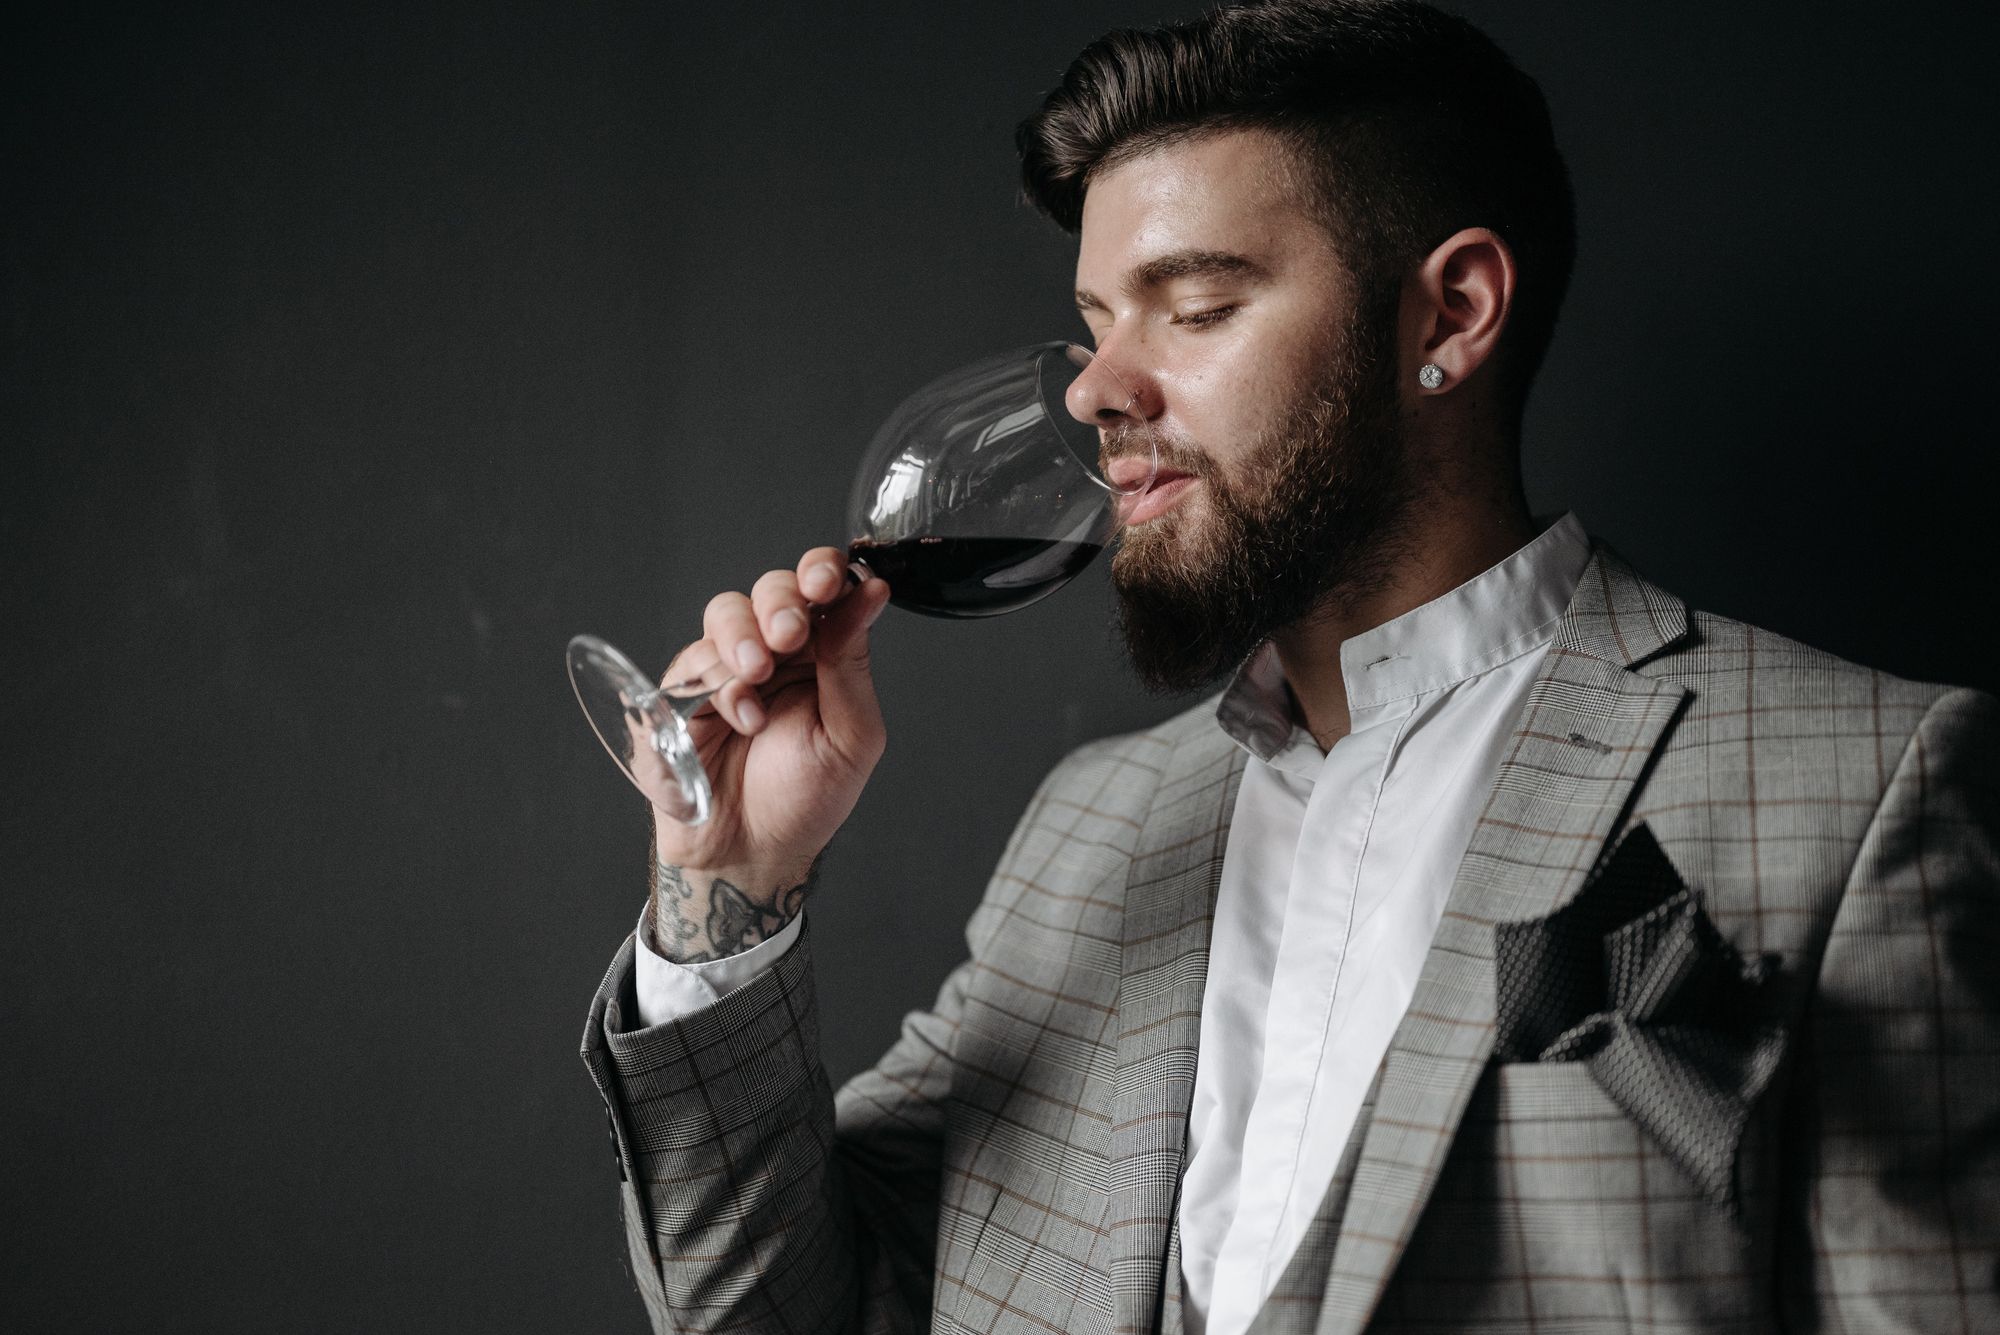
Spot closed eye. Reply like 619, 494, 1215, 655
1172, 305, 1237, 329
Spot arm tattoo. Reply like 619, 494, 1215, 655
646, 849, 813, 965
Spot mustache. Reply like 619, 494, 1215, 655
1100, 426, 1215, 481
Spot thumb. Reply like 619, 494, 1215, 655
812, 571, 892, 760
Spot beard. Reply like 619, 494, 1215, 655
1109, 300, 1417, 694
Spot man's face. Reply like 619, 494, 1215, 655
1071, 128, 1415, 692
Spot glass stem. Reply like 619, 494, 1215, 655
657, 675, 730, 723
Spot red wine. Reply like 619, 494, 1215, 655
849, 535, 1104, 618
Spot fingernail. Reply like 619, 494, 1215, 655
736, 695, 765, 730
733, 639, 765, 674
865, 584, 890, 626
811, 564, 842, 596
773, 608, 807, 641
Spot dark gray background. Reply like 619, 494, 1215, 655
5, 1, 1995, 1328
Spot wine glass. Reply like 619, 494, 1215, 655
567, 340, 1158, 825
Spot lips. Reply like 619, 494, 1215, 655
1104, 454, 1160, 491
1120, 471, 1197, 525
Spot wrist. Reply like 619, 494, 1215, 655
646, 849, 815, 965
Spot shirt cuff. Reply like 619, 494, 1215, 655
632, 899, 805, 1029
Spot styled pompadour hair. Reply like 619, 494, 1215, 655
1017, 0, 1576, 423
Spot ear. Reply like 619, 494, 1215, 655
1403, 227, 1516, 394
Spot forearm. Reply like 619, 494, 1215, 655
587, 913, 943, 1335
584, 926, 861, 1333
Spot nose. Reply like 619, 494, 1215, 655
1064, 343, 1158, 428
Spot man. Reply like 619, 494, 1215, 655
581, 2, 2000, 1331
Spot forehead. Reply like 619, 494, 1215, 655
1075, 128, 1330, 285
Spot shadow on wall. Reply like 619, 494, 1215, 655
1535, 287, 1993, 697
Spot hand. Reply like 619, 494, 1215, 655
641, 546, 893, 951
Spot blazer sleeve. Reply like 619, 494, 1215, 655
579, 762, 1073, 1335
1780, 686, 2000, 1331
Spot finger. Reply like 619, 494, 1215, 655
661, 638, 734, 694
707, 655, 818, 736
795, 546, 854, 606
712, 679, 766, 734
702, 591, 772, 682
811, 565, 893, 762
751, 569, 813, 656
659, 641, 754, 737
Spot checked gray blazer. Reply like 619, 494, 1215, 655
582, 540, 2000, 1334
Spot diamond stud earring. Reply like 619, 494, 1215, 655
1418, 363, 1446, 390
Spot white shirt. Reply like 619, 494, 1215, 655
631, 513, 1592, 1335
1178, 512, 1590, 1335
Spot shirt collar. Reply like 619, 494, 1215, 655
1215, 512, 1594, 762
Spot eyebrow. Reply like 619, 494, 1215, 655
1074, 248, 1269, 313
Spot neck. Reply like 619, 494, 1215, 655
1272, 480, 1538, 749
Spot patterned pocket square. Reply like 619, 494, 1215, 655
1492, 822, 1785, 1213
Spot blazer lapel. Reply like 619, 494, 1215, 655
1110, 710, 1247, 1335
1311, 542, 1695, 1335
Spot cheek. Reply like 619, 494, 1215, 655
1159, 327, 1319, 459
1168, 379, 1284, 497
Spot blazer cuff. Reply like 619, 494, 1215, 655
633, 900, 805, 1028
586, 911, 823, 1114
